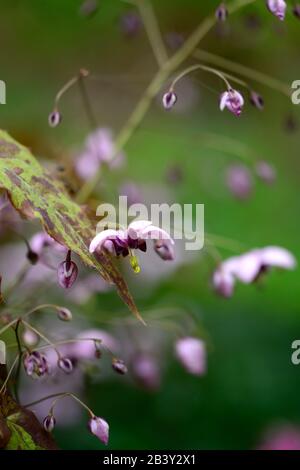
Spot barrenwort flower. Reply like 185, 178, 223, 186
250, 91, 264, 111
57, 307, 73, 322
266, 0, 287, 21
89, 220, 175, 272
48, 110, 62, 128
162, 91, 177, 110
215, 3, 228, 21
175, 337, 206, 376
220, 89, 244, 116
57, 250, 78, 289
43, 414, 56, 433
23, 351, 50, 379
213, 246, 296, 298
112, 358, 128, 375
88, 416, 109, 445
57, 357, 73, 374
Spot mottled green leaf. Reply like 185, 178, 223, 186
0, 130, 142, 322
6, 420, 44, 450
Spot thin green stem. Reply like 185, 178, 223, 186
49, 392, 94, 417
13, 319, 22, 403
0, 318, 18, 336
170, 64, 232, 91
78, 76, 98, 130
137, 0, 168, 67
194, 49, 291, 97
21, 320, 61, 358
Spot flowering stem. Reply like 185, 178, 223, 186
76, 0, 257, 203
78, 75, 98, 130
49, 392, 94, 417
21, 320, 61, 358
13, 319, 22, 402
33, 337, 102, 352
170, 64, 232, 91
194, 49, 291, 97
136, 0, 168, 68
23, 303, 62, 319
0, 318, 18, 336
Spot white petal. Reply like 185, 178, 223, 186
89, 229, 119, 253
223, 251, 262, 284
259, 246, 297, 270
219, 92, 229, 111
127, 220, 153, 239
142, 225, 175, 243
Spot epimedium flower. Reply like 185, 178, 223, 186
175, 337, 207, 376
213, 246, 297, 298
220, 89, 244, 116
57, 357, 73, 374
266, 0, 287, 21
88, 416, 109, 445
112, 358, 128, 375
23, 351, 50, 379
89, 220, 175, 273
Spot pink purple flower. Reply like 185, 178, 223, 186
88, 416, 109, 445
220, 89, 244, 116
266, 0, 287, 21
213, 246, 296, 298
226, 165, 253, 200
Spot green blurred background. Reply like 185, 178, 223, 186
1, 0, 300, 450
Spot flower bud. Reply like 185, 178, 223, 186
57, 251, 78, 289
57, 357, 73, 374
43, 414, 56, 433
26, 249, 39, 265
88, 416, 109, 445
48, 110, 62, 128
112, 358, 128, 375
57, 307, 72, 322
215, 3, 228, 21
175, 337, 207, 376
250, 91, 264, 111
255, 161, 276, 184
293, 5, 300, 18
22, 328, 39, 347
266, 0, 287, 21
162, 91, 177, 110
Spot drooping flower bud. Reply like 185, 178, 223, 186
266, 0, 287, 21
57, 357, 73, 374
293, 5, 300, 18
57, 250, 78, 289
220, 89, 244, 116
226, 164, 253, 200
43, 414, 56, 433
22, 328, 39, 347
215, 3, 228, 21
26, 248, 39, 265
88, 416, 109, 445
250, 91, 264, 111
162, 91, 177, 110
175, 337, 207, 376
57, 307, 72, 322
48, 110, 62, 128
112, 358, 128, 375
79, 0, 98, 17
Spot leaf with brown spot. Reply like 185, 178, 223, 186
0, 130, 143, 322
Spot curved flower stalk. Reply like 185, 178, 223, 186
213, 246, 297, 298
89, 220, 175, 273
